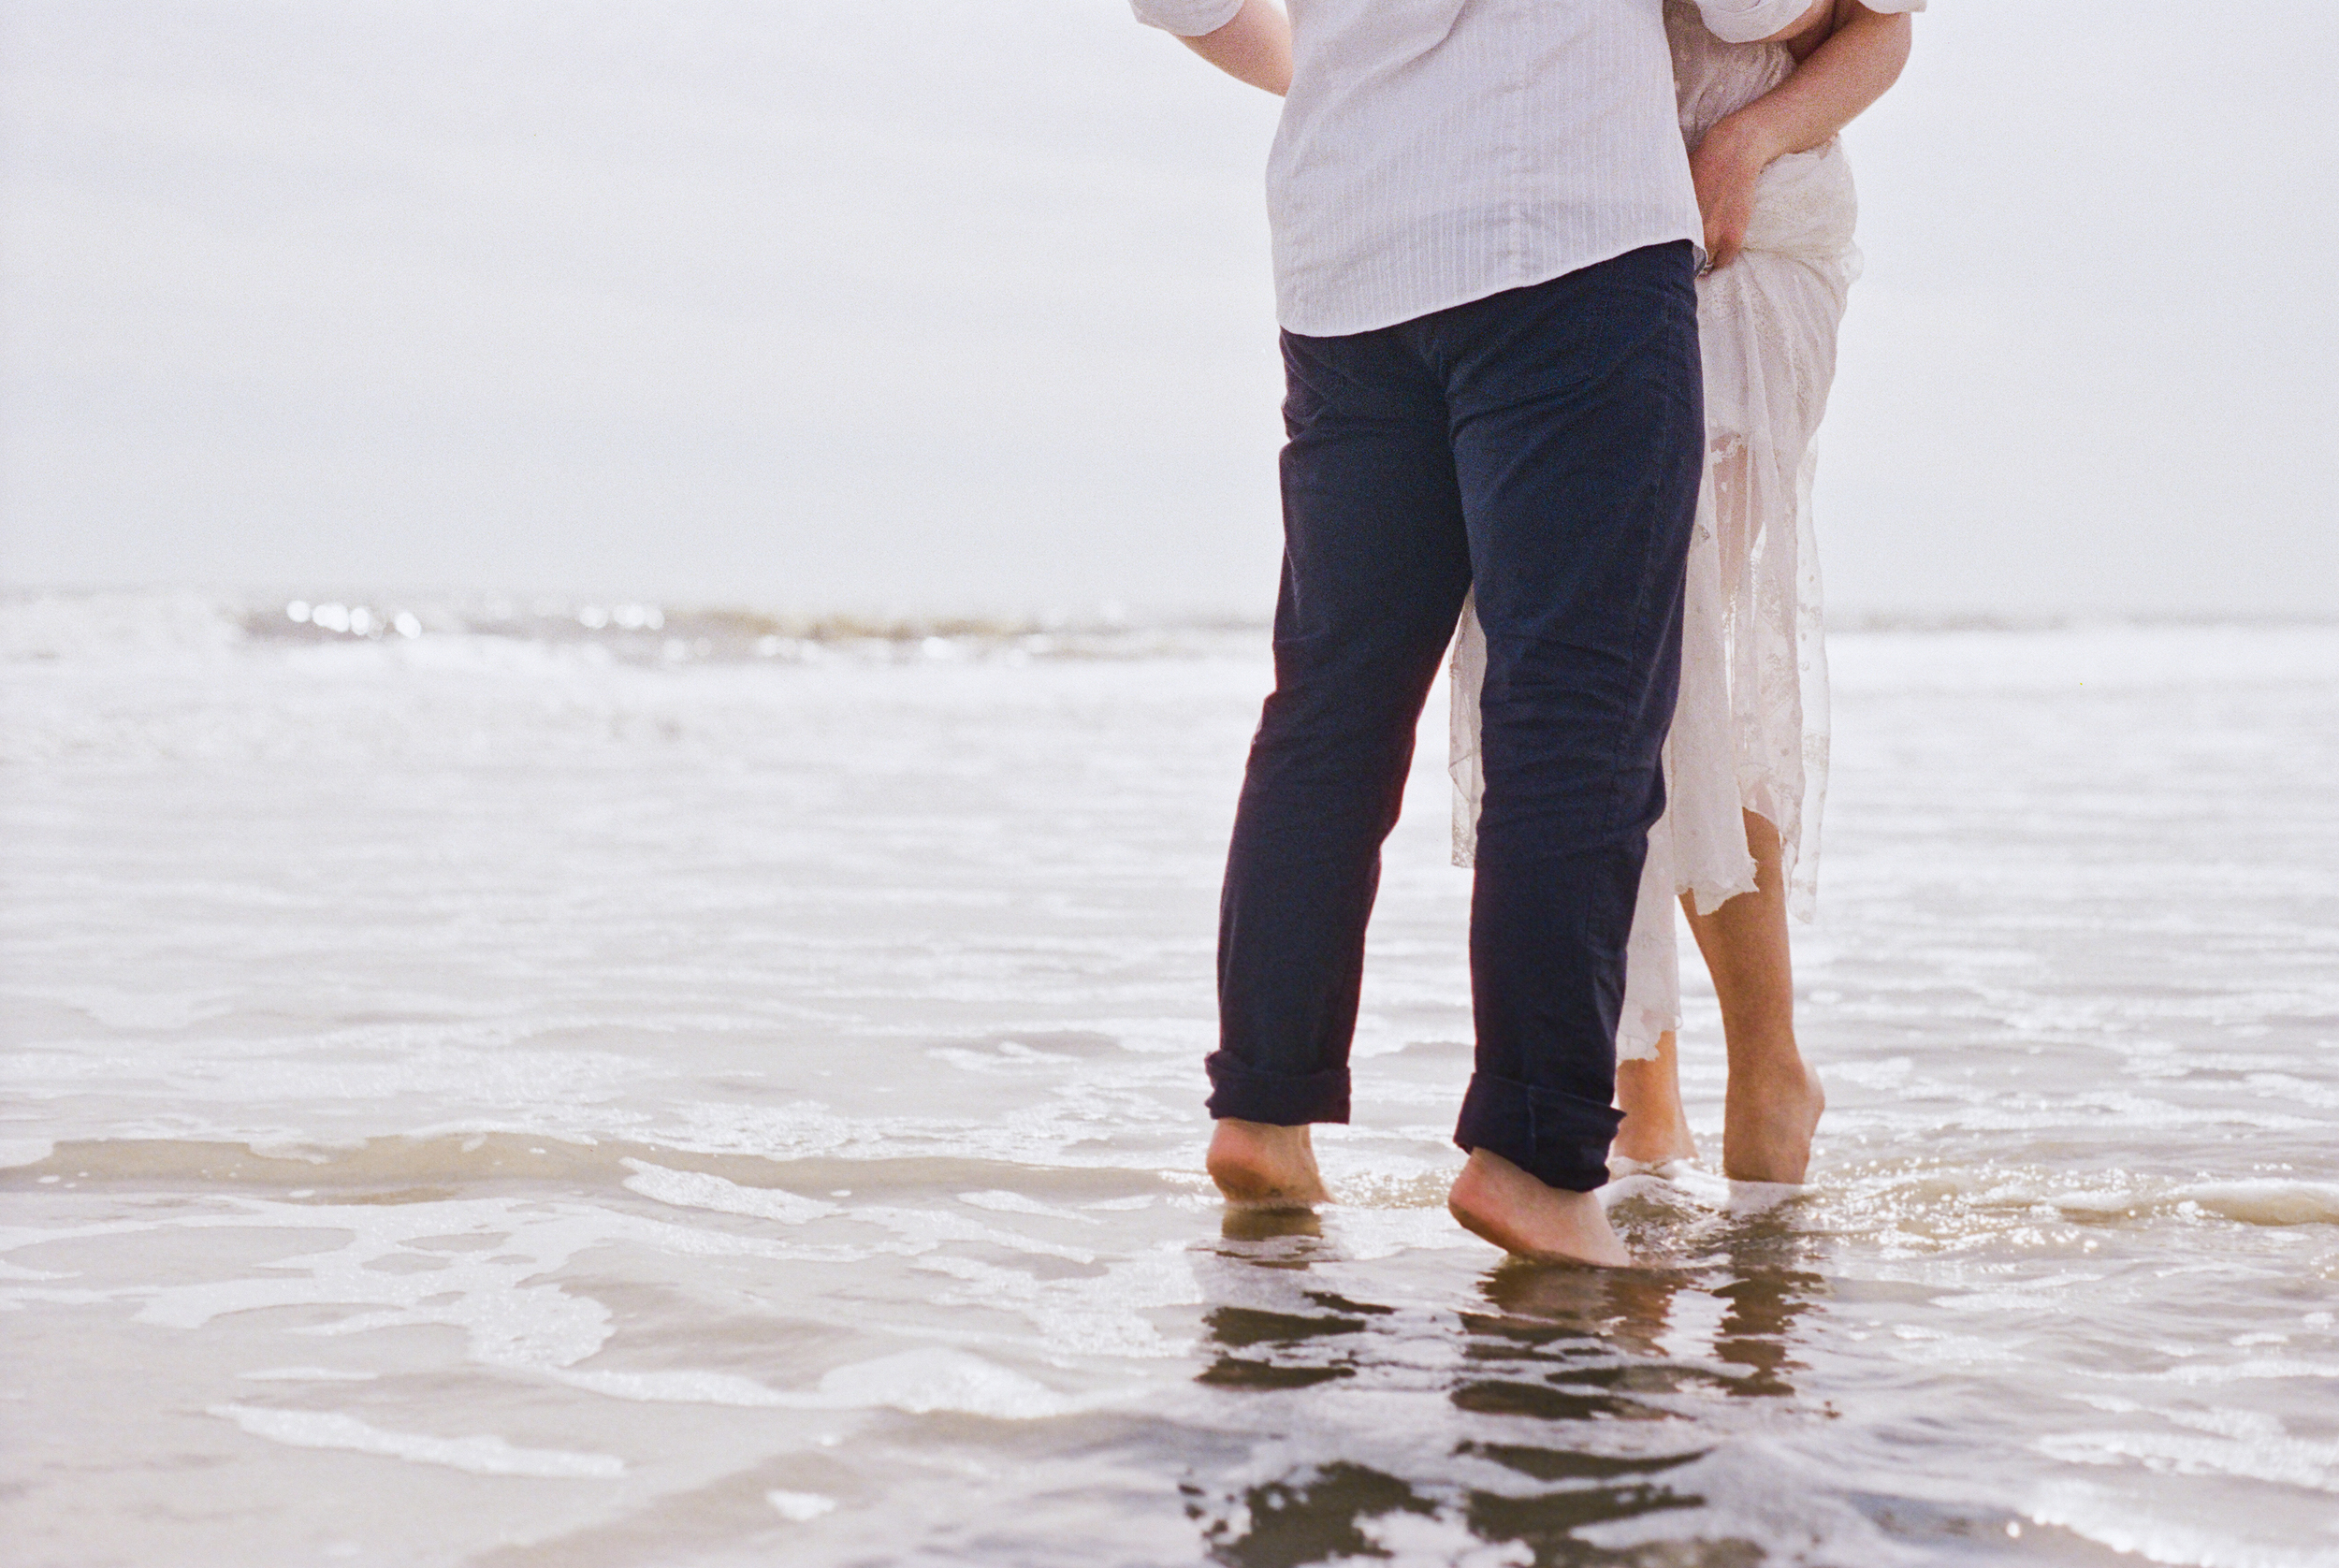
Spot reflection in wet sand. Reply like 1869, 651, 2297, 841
1712, 1269, 1824, 1398
1184, 1214, 1832, 1565
1218, 1208, 1326, 1248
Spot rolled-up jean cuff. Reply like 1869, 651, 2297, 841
1453, 1072, 1624, 1193
1204, 1051, 1352, 1125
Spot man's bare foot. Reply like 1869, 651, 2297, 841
1446, 1150, 1633, 1268
1613, 1032, 1698, 1169
1207, 1120, 1329, 1208
1722, 1056, 1824, 1183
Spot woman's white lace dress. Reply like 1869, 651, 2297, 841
1451, 0, 1916, 1059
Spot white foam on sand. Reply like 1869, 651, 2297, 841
1600, 1162, 1798, 1216
2036, 1423, 2339, 1495
956, 1189, 1097, 1224
2026, 1479, 2339, 1568
548, 1348, 1103, 1419
239, 1367, 379, 1383
209, 1404, 623, 1478
618, 1159, 839, 1225
767, 1490, 837, 1521
555, 1368, 795, 1406
812, 1347, 1094, 1419
1722, 1179, 1809, 1216
2175, 1180, 2339, 1227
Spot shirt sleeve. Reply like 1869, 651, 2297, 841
1689, 0, 1825, 44
1129, 0, 1245, 37
1852, 0, 1925, 11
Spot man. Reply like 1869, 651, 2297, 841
1136, 0, 1843, 1266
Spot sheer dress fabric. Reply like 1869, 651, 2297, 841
1128, 0, 1834, 336
1451, 0, 1925, 1061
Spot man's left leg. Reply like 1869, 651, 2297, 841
1209, 322, 1475, 1205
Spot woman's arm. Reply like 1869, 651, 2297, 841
1694, 2, 1913, 270
1174, 0, 1293, 96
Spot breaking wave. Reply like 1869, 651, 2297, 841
0, 589, 1263, 667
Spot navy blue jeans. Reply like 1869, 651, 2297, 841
1206, 241, 1704, 1193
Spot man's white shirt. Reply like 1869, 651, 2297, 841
1132, 0, 1841, 337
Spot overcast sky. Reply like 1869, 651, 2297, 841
2, 1, 2333, 617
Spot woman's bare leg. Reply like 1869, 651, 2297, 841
1684, 809, 1825, 1183
1612, 1030, 1700, 1167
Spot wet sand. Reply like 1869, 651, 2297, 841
3, 600, 2335, 1566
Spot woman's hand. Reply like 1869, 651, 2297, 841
1693, 2, 1914, 272
1690, 117, 1778, 274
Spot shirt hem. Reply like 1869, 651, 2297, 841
1274, 225, 1705, 340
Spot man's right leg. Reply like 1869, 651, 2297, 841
1207, 325, 1473, 1203
1438, 244, 1706, 1261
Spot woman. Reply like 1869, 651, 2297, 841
1450, 0, 1921, 1184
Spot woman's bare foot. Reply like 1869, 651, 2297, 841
1446, 1150, 1633, 1268
1612, 1030, 1699, 1169
1682, 810, 1825, 1186
1722, 1056, 1824, 1183
1206, 1119, 1329, 1208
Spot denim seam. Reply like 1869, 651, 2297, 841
1600, 267, 1698, 844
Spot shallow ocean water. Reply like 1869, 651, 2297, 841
2, 596, 2336, 1567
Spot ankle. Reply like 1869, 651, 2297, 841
1724, 1033, 1806, 1079
1612, 1108, 1696, 1164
